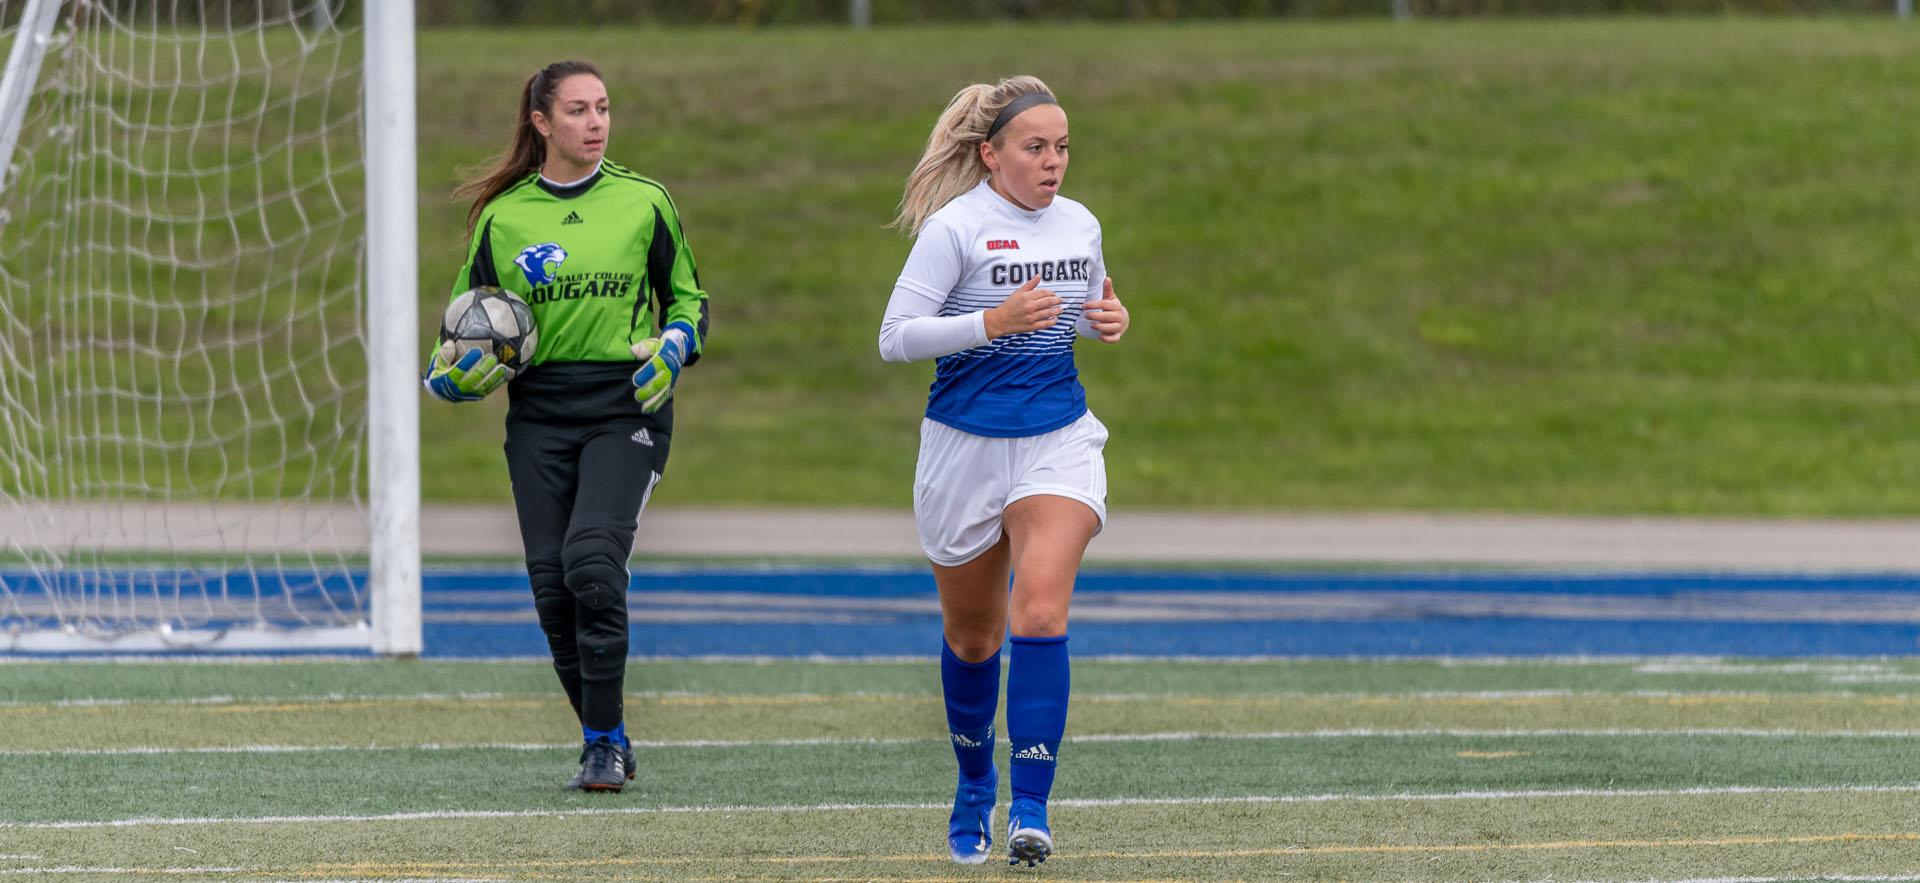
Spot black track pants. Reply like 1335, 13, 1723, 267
504, 412, 670, 733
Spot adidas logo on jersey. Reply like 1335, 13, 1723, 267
561, 211, 584, 225
630, 428, 654, 446
1012, 743, 1055, 763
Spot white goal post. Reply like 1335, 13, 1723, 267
364, 0, 421, 657
0, 0, 419, 655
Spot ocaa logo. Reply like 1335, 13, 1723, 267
514, 242, 568, 286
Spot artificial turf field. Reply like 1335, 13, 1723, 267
8, 656, 1920, 881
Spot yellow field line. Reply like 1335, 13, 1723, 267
1075, 830, 1920, 859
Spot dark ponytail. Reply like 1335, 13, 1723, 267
455, 59, 604, 234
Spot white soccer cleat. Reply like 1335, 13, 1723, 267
1006, 802, 1053, 867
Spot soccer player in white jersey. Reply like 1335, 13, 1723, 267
878, 75, 1130, 867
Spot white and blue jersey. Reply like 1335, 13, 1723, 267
878, 180, 1107, 438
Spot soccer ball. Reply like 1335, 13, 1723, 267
438, 286, 537, 372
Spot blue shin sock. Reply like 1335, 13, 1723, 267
582, 720, 626, 747
941, 640, 1001, 782
1007, 634, 1069, 813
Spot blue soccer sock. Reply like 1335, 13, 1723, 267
941, 640, 1001, 783
582, 720, 626, 747
1007, 634, 1069, 809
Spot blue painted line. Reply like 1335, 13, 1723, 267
422, 568, 1920, 598
424, 617, 1920, 659
8, 567, 1920, 658
423, 567, 1920, 658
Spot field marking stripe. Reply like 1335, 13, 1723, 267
12, 728, 1920, 757
0, 869, 252, 877
674, 879, 1920, 883
0, 692, 949, 711
9, 655, 1915, 665
0, 692, 526, 709
6, 688, 1913, 712
7, 874, 1919, 883
1515, 877, 1920, 883
251, 830, 1920, 865
10, 784, 1920, 831
1064, 831, 1920, 860
0, 872, 507, 882
21, 832, 1914, 874
1075, 727, 1920, 740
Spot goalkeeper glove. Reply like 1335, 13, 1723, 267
630, 321, 696, 414
423, 346, 512, 403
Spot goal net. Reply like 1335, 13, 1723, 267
0, 0, 417, 653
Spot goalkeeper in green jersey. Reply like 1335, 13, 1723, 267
427, 59, 710, 792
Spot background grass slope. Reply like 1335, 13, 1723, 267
415, 19, 1920, 514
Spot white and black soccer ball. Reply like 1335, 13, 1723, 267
438, 286, 537, 372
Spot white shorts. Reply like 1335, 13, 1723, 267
913, 411, 1109, 567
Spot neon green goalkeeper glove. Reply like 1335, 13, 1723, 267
629, 321, 696, 414
423, 347, 512, 403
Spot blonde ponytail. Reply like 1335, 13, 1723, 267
890, 75, 1055, 236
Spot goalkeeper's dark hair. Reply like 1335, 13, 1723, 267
890, 75, 1055, 237
456, 59, 604, 234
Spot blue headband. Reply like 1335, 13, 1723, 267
986, 92, 1059, 142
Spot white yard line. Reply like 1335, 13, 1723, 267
9, 784, 1920, 831
0, 738, 912, 756
0, 872, 502, 883
7, 687, 1908, 710
1079, 689, 1902, 700
0, 869, 251, 877
11, 653, 1920, 666
0, 692, 526, 709
0, 689, 933, 709
1512, 877, 1920, 883
3, 727, 1918, 758
1069, 728, 1920, 741
15, 653, 1920, 665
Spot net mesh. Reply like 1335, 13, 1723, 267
0, 1, 371, 650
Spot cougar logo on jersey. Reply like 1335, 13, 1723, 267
515, 242, 569, 286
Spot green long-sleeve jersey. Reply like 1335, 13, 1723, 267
453, 160, 710, 367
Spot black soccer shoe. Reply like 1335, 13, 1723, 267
566, 738, 635, 792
